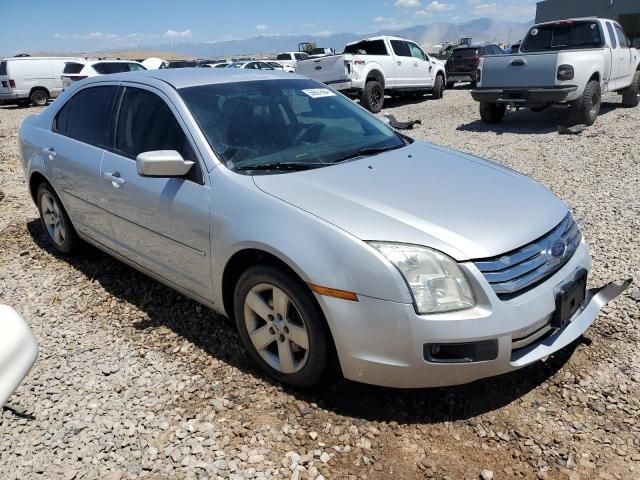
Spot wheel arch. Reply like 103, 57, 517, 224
365, 68, 385, 88
29, 86, 50, 98
29, 171, 51, 204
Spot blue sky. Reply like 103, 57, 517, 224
0, 0, 538, 55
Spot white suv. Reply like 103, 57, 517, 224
61, 60, 146, 90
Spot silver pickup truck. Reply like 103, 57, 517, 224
472, 18, 640, 125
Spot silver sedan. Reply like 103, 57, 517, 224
19, 69, 631, 388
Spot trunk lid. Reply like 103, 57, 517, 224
480, 53, 559, 88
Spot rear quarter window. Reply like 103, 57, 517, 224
63, 62, 85, 74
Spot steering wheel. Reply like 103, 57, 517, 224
292, 123, 325, 146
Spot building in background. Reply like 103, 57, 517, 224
536, 0, 640, 43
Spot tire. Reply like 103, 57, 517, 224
30, 89, 49, 107
360, 80, 384, 113
234, 265, 329, 388
36, 182, 78, 254
567, 80, 601, 126
432, 75, 445, 99
622, 71, 640, 108
479, 102, 506, 124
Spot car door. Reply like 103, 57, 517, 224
605, 22, 621, 88
389, 40, 417, 87
407, 41, 433, 86
614, 24, 634, 86
45, 85, 118, 250
100, 85, 213, 300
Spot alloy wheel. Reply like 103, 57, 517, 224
40, 192, 66, 246
243, 283, 310, 374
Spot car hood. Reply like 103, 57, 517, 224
253, 141, 567, 261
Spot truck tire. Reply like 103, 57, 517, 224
30, 89, 49, 107
479, 102, 506, 124
568, 80, 601, 126
361, 81, 384, 113
622, 71, 640, 108
432, 75, 445, 99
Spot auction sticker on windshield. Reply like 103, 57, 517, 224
302, 88, 336, 98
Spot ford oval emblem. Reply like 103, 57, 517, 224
315, 66, 322, 70
550, 240, 567, 258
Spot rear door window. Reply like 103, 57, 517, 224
276, 53, 292, 61
0, 61, 7, 76
92, 62, 144, 74
294, 53, 309, 61
390, 40, 412, 57
54, 86, 118, 147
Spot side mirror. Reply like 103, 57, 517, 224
136, 150, 194, 178
632, 38, 640, 49
0, 306, 38, 408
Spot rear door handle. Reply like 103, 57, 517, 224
103, 171, 126, 188
511, 59, 525, 66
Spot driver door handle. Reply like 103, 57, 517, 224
103, 171, 126, 188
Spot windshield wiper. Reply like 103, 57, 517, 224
234, 162, 329, 172
333, 144, 405, 163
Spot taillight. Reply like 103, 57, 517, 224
476, 68, 482, 83
557, 64, 574, 81
8, 79, 16, 88
71, 76, 88, 81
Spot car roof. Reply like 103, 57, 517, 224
1, 56, 84, 62
81, 68, 305, 89
454, 43, 493, 49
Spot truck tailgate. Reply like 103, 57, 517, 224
296, 55, 349, 84
481, 53, 558, 88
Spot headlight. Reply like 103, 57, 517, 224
369, 243, 475, 314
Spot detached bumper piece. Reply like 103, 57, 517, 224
471, 85, 578, 104
511, 278, 633, 368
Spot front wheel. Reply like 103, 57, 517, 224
479, 102, 506, 124
360, 80, 384, 113
234, 266, 329, 387
622, 71, 640, 108
432, 75, 445, 100
36, 182, 78, 254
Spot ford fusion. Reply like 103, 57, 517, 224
19, 69, 630, 388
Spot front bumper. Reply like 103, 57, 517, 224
471, 86, 578, 105
316, 241, 631, 388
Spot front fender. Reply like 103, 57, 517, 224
209, 168, 412, 311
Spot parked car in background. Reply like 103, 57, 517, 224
509, 42, 521, 54
0, 56, 83, 106
445, 43, 504, 88
213, 63, 231, 69
226, 61, 275, 70
275, 52, 310, 71
472, 18, 640, 125
296, 36, 447, 112
141, 57, 168, 70
62, 60, 146, 90
20, 68, 631, 389
267, 61, 294, 73
162, 60, 198, 69
0, 306, 38, 408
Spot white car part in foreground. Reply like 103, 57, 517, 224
0, 306, 38, 408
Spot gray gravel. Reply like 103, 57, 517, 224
0, 89, 639, 480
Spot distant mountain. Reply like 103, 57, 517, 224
140, 18, 533, 58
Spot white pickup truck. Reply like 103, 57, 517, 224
472, 18, 640, 125
295, 36, 447, 112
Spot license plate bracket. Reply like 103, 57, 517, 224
551, 269, 587, 329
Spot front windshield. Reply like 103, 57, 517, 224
179, 79, 406, 173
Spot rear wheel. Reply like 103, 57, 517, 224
622, 71, 640, 108
567, 80, 601, 126
30, 89, 49, 107
361, 80, 384, 113
479, 102, 506, 124
234, 265, 329, 387
432, 75, 445, 99
36, 182, 78, 254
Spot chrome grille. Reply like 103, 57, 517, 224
474, 214, 582, 298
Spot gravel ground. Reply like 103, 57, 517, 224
0, 89, 639, 480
